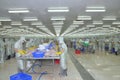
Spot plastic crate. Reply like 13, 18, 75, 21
10, 72, 32, 80
32, 50, 45, 58
75, 50, 81, 54
55, 59, 60, 64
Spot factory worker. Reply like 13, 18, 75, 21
11, 39, 15, 58
5, 38, 12, 60
26, 39, 34, 68
0, 38, 5, 63
115, 42, 119, 55
26, 39, 34, 48
14, 37, 26, 72
114, 37, 119, 55
58, 37, 68, 76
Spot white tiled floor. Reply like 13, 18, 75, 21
71, 48, 120, 80
0, 54, 82, 80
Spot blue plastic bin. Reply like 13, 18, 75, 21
32, 50, 45, 58
10, 72, 32, 80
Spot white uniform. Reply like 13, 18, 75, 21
26, 39, 34, 68
60, 42, 68, 69
5, 39, 12, 57
11, 39, 15, 56
58, 37, 68, 76
26, 39, 34, 48
0, 39, 5, 63
14, 37, 26, 70
114, 38, 119, 52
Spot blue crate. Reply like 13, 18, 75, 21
32, 50, 45, 58
10, 72, 32, 80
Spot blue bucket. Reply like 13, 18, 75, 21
32, 50, 45, 58
10, 72, 32, 80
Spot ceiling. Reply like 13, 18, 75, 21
0, 0, 120, 37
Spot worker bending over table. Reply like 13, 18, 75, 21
14, 37, 26, 72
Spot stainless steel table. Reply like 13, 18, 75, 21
17, 56, 60, 74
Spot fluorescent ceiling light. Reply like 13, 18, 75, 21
73, 21, 84, 24
86, 6, 105, 12
77, 16, 92, 20
54, 27, 61, 29
93, 21, 103, 24
56, 33, 60, 36
86, 10, 105, 12
8, 8, 29, 13
36, 26, 45, 28
31, 21, 42, 25
103, 16, 116, 20
112, 21, 120, 24
3, 26, 12, 29
51, 16, 66, 20
23, 17, 38, 21
52, 21, 64, 25
48, 7, 69, 12
86, 25, 95, 27
0, 28, 5, 30
19, 26, 29, 28
118, 25, 120, 27
102, 25, 111, 27
53, 26, 62, 28
70, 25, 79, 27
0, 17, 11, 21
11, 21, 22, 25
87, 7, 105, 9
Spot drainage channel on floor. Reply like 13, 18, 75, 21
69, 52, 95, 80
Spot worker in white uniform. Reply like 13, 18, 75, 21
5, 38, 12, 60
14, 37, 26, 72
26, 39, 34, 48
11, 38, 15, 58
26, 39, 34, 68
58, 37, 68, 76
0, 38, 5, 63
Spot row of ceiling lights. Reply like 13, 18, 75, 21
0, 6, 120, 37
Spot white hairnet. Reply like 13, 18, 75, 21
20, 37, 26, 42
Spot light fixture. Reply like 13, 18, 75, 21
86, 6, 106, 12
102, 25, 111, 27
0, 28, 5, 30
103, 16, 116, 20
53, 26, 62, 28
86, 25, 95, 27
73, 21, 84, 24
48, 7, 69, 12
51, 16, 66, 20
23, 17, 38, 21
8, 8, 29, 13
70, 25, 79, 27
77, 16, 92, 20
11, 21, 22, 25
36, 25, 46, 28
3, 26, 12, 29
0, 17, 11, 21
112, 21, 120, 24
118, 25, 120, 27
93, 21, 103, 24
52, 21, 64, 25
31, 21, 42, 25
19, 26, 29, 28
